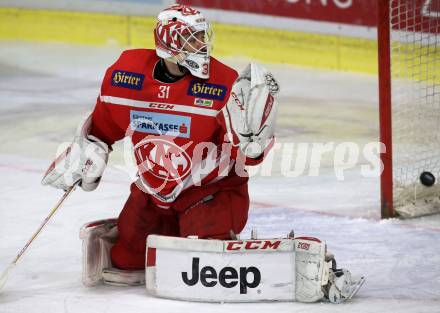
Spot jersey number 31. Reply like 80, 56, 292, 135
158, 86, 170, 99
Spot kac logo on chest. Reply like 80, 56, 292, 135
135, 138, 192, 183
187, 80, 227, 100
111, 70, 145, 90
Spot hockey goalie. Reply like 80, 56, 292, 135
41, 4, 364, 303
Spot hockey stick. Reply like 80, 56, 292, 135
0, 182, 79, 293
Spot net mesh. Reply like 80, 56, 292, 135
390, 0, 440, 217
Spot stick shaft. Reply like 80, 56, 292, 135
11, 185, 77, 265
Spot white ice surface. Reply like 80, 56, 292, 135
1, 42, 440, 312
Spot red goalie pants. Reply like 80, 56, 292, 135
110, 174, 249, 270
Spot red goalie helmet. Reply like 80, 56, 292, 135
154, 4, 213, 79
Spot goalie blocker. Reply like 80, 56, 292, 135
80, 219, 364, 303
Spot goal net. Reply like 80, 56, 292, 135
379, 0, 440, 218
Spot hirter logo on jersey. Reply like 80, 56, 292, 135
188, 81, 227, 100
130, 111, 191, 138
111, 70, 144, 90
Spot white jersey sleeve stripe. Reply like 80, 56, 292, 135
100, 95, 219, 117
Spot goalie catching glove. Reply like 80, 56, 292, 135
41, 114, 110, 192
221, 63, 280, 158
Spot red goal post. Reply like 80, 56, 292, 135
378, 0, 440, 218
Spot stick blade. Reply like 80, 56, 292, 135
0, 264, 13, 293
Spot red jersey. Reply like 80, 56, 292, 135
90, 49, 260, 208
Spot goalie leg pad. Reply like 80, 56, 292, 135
80, 218, 118, 286
145, 235, 330, 302
144, 234, 363, 302
79, 218, 145, 287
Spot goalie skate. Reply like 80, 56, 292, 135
326, 269, 365, 304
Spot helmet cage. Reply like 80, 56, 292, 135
177, 26, 213, 57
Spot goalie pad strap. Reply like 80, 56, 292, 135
102, 268, 145, 286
